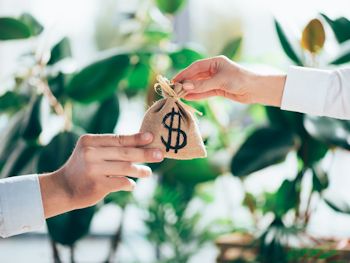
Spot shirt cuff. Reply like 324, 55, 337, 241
281, 66, 333, 116
0, 174, 45, 238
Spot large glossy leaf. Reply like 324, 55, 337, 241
274, 19, 303, 66
126, 61, 150, 96
221, 36, 242, 60
0, 91, 27, 113
156, 158, 221, 185
264, 178, 299, 218
19, 13, 43, 36
0, 140, 41, 178
321, 13, 350, 44
301, 19, 325, 54
20, 95, 42, 141
0, 13, 43, 40
297, 135, 328, 166
0, 17, 31, 40
46, 206, 96, 245
155, 0, 186, 14
266, 108, 329, 165
66, 54, 129, 103
231, 126, 298, 177
48, 37, 72, 65
265, 106, 304, 132
37, 132, 95, 245
73, 95, 119, 134
37, 131, 79, 173
303, 116, 350, 150
169, 47, 205, 70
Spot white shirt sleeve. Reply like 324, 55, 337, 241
0, 174, 45, 238
281, 66, 350, 120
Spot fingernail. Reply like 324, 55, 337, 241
142, 132, 153, 141
183, 82, 195, 90
145, 167, 153, 177
125, 179, 136, 191
153, 150, 163, 160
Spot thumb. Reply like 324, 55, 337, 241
183, 76, 222, 94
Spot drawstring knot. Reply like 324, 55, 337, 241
154, 75, 202, 116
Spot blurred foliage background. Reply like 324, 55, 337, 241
1, 0, 350, 262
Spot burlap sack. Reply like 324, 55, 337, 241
140, 75, 207, 160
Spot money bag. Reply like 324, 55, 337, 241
140, 75, 207, 160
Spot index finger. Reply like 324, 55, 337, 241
172, 58, 214, 82
79, 132, 154, 147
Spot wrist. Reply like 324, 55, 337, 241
248, 74, 286, 107
38, 169, 75, 218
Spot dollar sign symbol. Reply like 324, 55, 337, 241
161, 107, 187, 153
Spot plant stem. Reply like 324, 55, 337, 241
50, 239, 62, 263
303, 190, 313, 225
104, 209, 125, 263
69, 244, 75, 263
156, 244, 161, 261
37, 78, 72, 130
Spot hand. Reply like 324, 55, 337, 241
173, 56, 286, 107
39, 132, 163, 218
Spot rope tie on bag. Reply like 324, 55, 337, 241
154, 75, 202, 116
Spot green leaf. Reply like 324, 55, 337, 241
156, 158, 221, 185
321, 13, 350, 44
144, 25, 171, 43
169, 47, 205, 70
19, 13, 43, 36
46, 206, 96, 245
231, 126, 298, 177
37, 131, 79, 173
266, 108, 329, 165
73, 94, 119, 134
0, 17, 31, 40
0, 91, 28, 113
263, 179, 299, 217
274, 19, 303, 66
66, 54, 129, 103
303, 116, 350, 150
126, 61, 150, 95
312, 167, 328, 193
155, 0, 186, 14
221, 37, 242, 60
48, 37, 72, 65
297, 135, 328, 166
265, 106, 304, 132
0, 140, 41, 178
324, 197, 350, 214
104, 191, 132, 208
330, 48, 350, 65
20, 96, 42, 141
258, 218, 290, 263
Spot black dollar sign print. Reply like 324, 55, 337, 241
161, 107, 187, 153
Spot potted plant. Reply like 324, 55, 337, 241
216, 14, 350, 263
